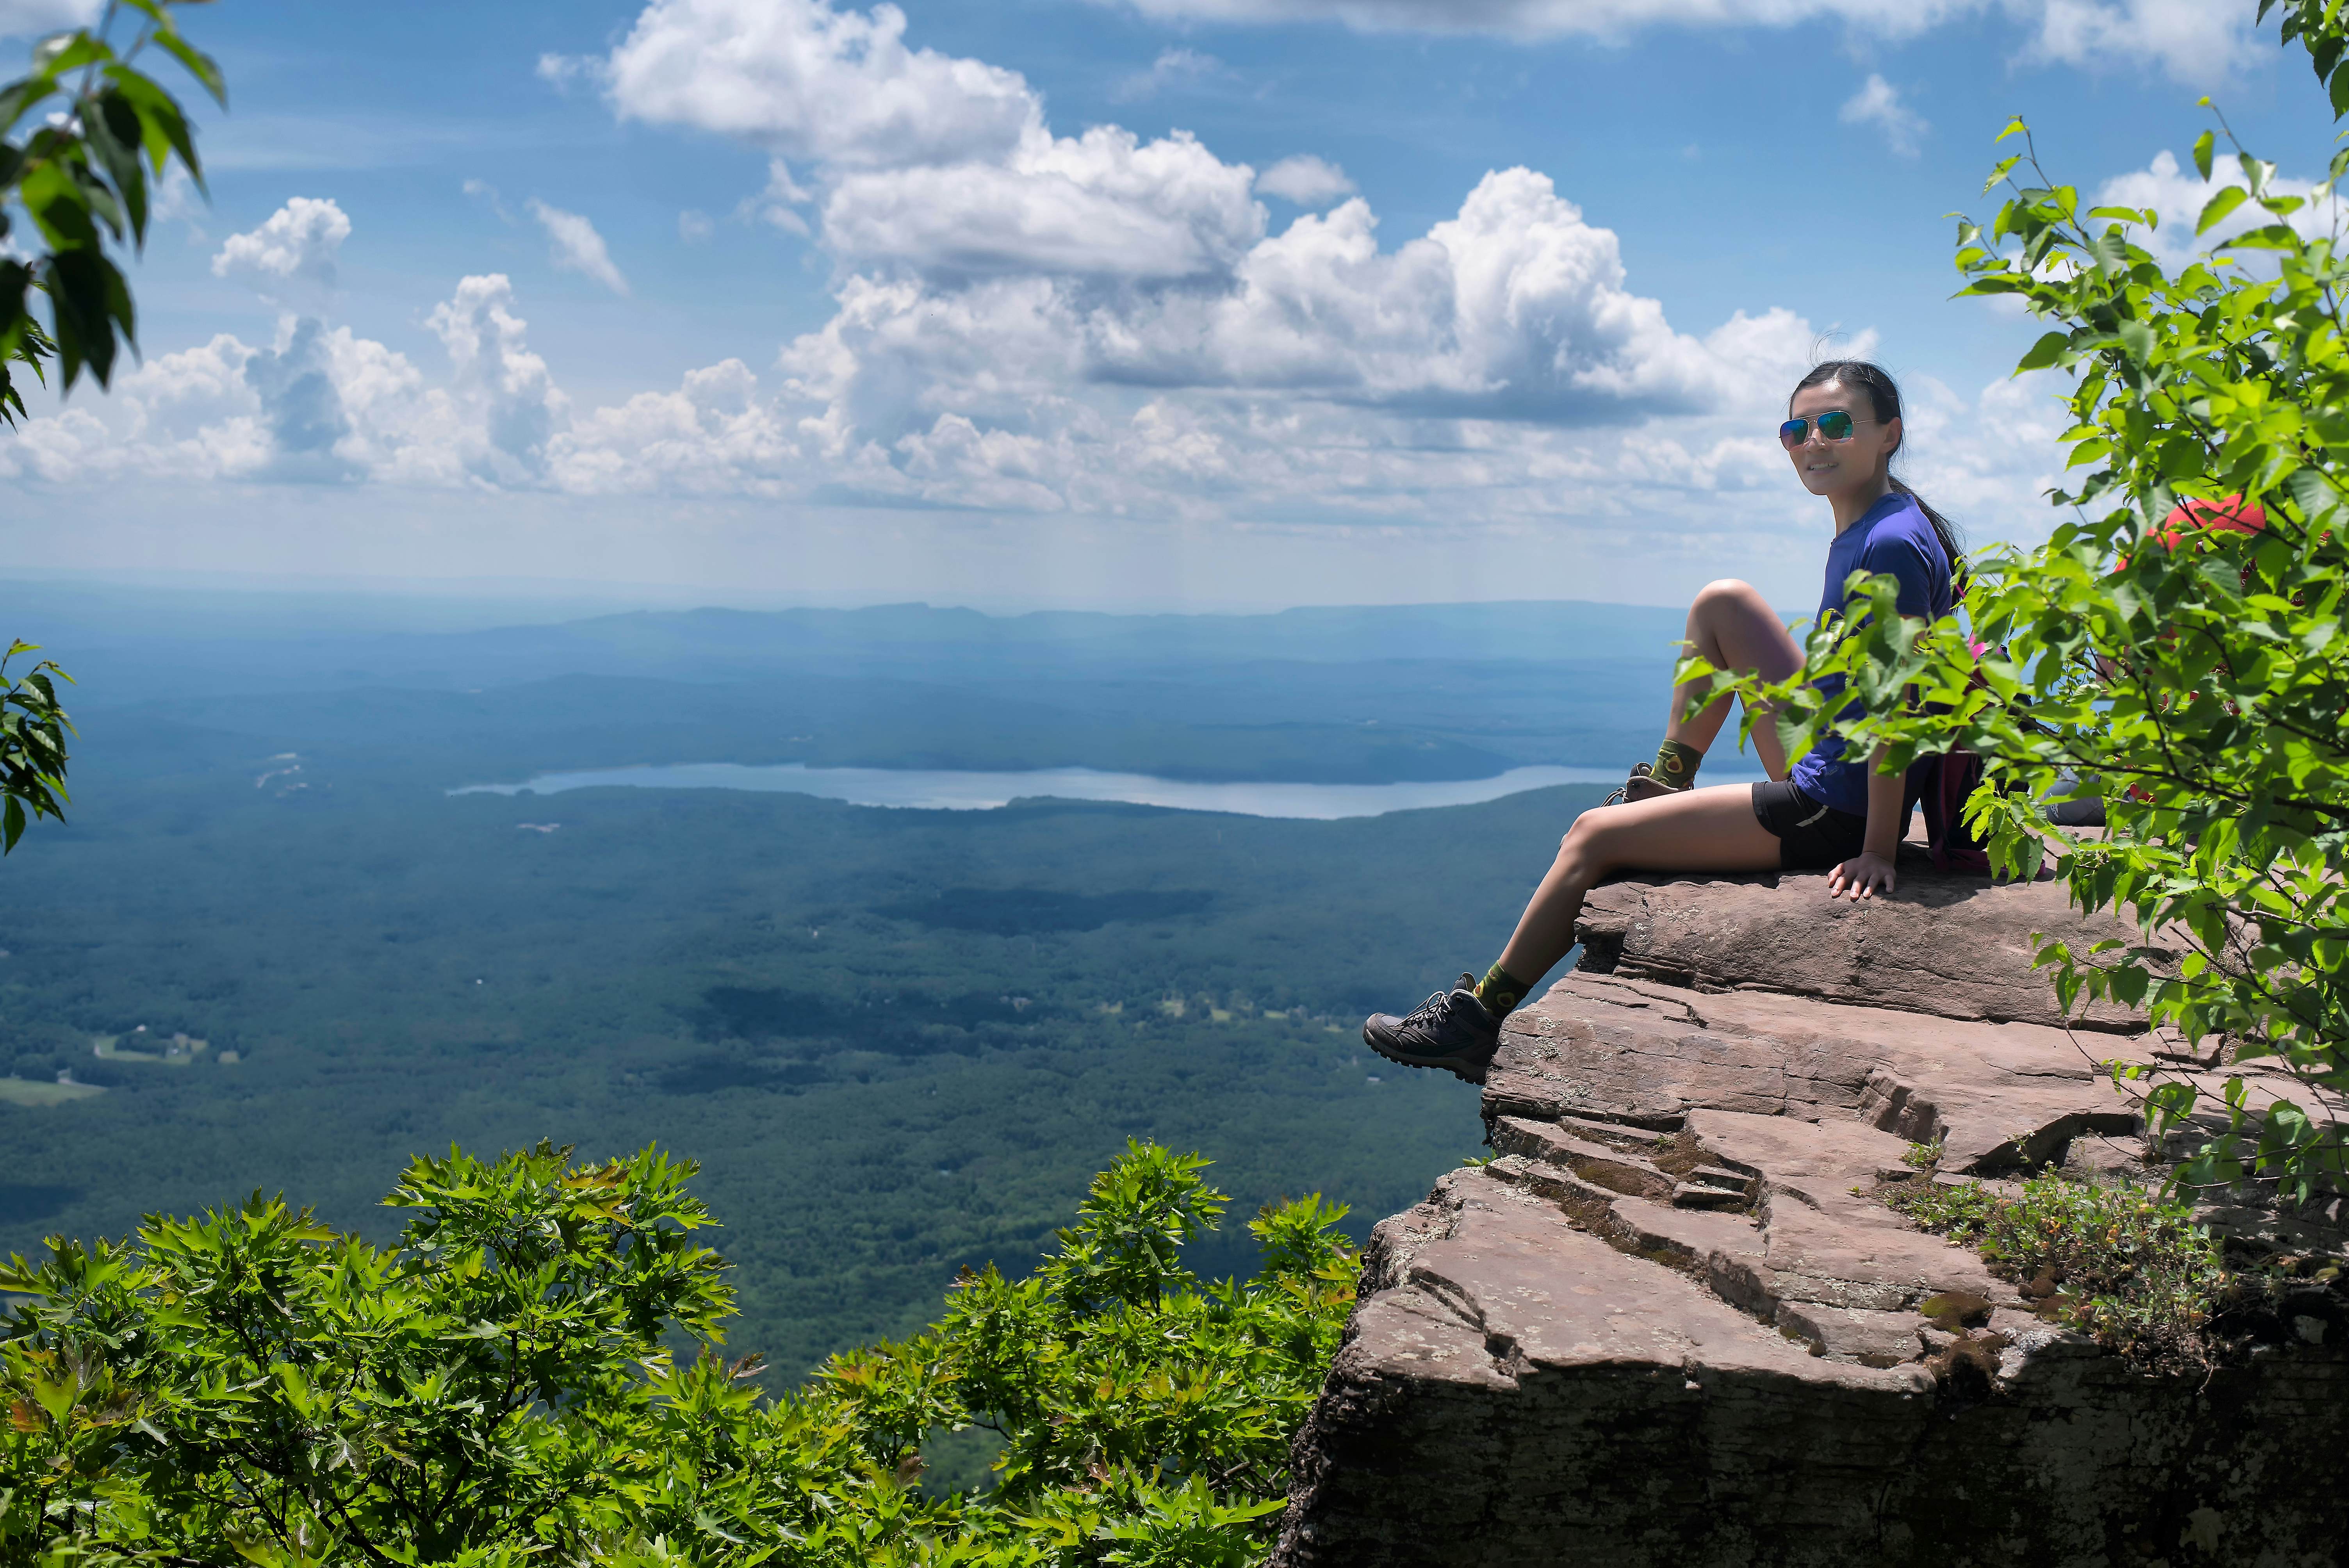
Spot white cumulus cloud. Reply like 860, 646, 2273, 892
821, 125, 1263, 281
210, 198, 352, 297
426, 274, 569, 484
1256, 154, 1356, 206
560, 0, 1040, 169
2026, 0, 2258, 83
1839, 75, 1925, 158
545, 0, 1778, 423
0, 270, 572, 490
1072, 170, 1811, 419
526, 198, 631, 295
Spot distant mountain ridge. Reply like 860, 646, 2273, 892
13, 583, 1697, 782
5, 582, 1693, 707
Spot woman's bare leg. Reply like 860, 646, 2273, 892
1496, 783, 1781, 985
1666, 579, 1804, 780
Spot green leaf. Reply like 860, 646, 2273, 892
2193, 130, 2215, 181
0, 73, 57, 134
43, 246, 135, 388
2196, 185, 2248, 234
2017, 330, 2071, 372
18, 159, 100, 252
85, 90, 152, 246
151, 30, 227, 107
33, 32, 109, 75
2287, 465, 2341, 527
2220, 223, 2305, 253
102, 66, 205, 191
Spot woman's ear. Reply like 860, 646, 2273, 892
1882, 414, 1903, 464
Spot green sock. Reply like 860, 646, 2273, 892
1474, 962, 1531, 1018
1651, 737, 1704, 790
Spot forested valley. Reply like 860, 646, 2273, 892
0, 583, 1667, 1378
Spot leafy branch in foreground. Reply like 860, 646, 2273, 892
0, 641, 71, 851
2, 1138, 1356, 1566
0, 3, 223, 859
2, 0, 224, 419
1685, 18, 2349, 1207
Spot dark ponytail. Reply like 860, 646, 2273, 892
1792, 359, 1968, 599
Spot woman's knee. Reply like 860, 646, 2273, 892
1556, 814, 1607, 877
1691, 577, 1770, 618
1559, 812, 1601, 854
1688, 577, 1798, 679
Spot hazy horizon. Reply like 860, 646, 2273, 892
4, 563, 1724, 621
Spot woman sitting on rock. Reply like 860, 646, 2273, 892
1365, 358, 1962, 1082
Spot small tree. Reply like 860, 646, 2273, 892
1697, 2, 2349, 1203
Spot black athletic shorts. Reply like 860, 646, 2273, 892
1751, 778, 1870, 872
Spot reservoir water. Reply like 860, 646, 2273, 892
450, 761, 1765, 821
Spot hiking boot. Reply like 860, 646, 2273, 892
1363, 974, 1502, 1083
1602, 761, 1689, 806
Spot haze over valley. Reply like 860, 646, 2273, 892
0, 577, 1700, 1374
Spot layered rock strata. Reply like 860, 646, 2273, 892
1273, 868, 2349, 1568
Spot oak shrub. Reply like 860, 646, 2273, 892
2, 1139, 1355, 1568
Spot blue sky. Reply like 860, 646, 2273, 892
0, 0, 2334, 611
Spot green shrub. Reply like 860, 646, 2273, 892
1890, 1173, 2231, 1367
1, 1138, 1355, 1567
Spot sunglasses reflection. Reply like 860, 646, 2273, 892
1779, 411, 1860, 447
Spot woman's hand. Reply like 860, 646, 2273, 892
1826, 850, 1897, 901
1837, 745, 1905, 902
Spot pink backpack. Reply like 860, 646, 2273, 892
1912, 749, 1991, 875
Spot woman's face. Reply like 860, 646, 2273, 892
1785, 380, 1901, 501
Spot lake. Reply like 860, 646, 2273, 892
449, 761, 1766, 820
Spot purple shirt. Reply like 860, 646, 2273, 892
1788, 490, 1954, 818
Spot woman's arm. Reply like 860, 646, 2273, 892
1825, 744, 1902, 900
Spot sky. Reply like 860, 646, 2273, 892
0, 0, 2338, 613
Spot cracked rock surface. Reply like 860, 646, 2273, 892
1271, 868, 2349, 1568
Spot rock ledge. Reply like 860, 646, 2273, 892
1272, 867, 2348, 1568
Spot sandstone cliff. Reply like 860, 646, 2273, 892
1273, 866, 2349, 1568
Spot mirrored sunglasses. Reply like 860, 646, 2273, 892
1779, 410, 1861, 447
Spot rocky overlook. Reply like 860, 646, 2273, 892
1273, 865, 2349, 1568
